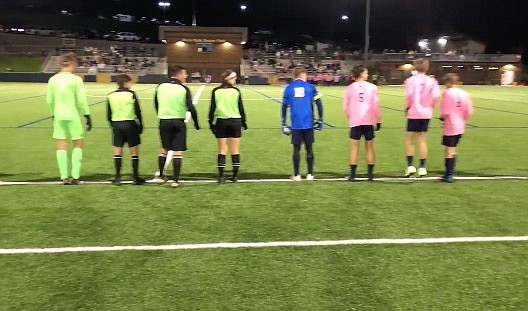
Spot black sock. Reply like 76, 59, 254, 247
131, 156, 139, 179
231, 154, 240, 178
306, 144, 314, 175
218, 154, 226, 178
368, 164, 374, 175
158, 154, 167, 177
114, 155, 122, 177
173, 156, 182, 182
407, 156, 414, 166
293, 145, 301, 176
350, 164, 357, 177
446, 158, 456, 175
419, 158, 426, 168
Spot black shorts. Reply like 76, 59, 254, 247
159, 119, 187, 151
291, 129, 314, 145
112, 121, 141, 148
350, 125, 375, 141
215, 118, 242, 138
442, 134, 462, 147
407, 119, 431, 132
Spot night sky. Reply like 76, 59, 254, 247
5, 0, 528, 53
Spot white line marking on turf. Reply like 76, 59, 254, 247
1, 236, 527, 255
0, 176, 526, 186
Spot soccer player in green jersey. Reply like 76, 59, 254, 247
154, 65, 200, 188
107, 74, 145, 186
209, 70, 247, 183
47, 53, 92, 185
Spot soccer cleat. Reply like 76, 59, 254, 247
368, 173, 374, 181
228, 176, 238, 183
441, 175, 454, 183
112, 176, 122, 186
418, 167, 427, 177
405, 166, 417, 177
62, 178, 71, 185
290, 175, 302, 182
170, 182, 180, 188
347, 175, 356, 182
133, 177, 146, 185
306, 174, 315, 181
70, 179, 83, 185
218, 176, 226, 184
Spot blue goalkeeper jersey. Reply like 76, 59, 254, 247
282, 79, 321, 129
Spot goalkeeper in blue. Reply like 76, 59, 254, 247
281, 68, 324, 181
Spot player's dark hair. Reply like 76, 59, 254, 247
352, 65, 367, 79
444, 73, 460, 87
168, 65, 186, 78
61, 53, 77, 67
221, 69, 236, 81
414, 58, 429, 73
116, 74, 132, 88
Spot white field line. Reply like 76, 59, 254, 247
0, 176, 526, 186
1, 236, 527, 255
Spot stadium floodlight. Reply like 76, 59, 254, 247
240, 4, 247, 11
418, 39, 429, 50
341, 15, 349, 21
175, 40, 185, 46
158, 1, 171, 8
223, 41, 233, 47
438, 36, 448, 47
241, 41, 247, 45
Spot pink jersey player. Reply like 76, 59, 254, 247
343, 81, 381, 127
441, 87, 473, 136
405, 73, 441, 120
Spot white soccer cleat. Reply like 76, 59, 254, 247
405, 166, 417, 177
418, 167, 427, 177
306, 174, 315, 181
290, 175, 302, 182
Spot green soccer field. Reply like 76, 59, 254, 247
0, 83, 527, 310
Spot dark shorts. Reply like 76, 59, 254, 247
159, 119, 187, 151
215, 118, 242, 139
442, 134, 462, 147
350, 125, 375, 141
407, 119, 431, 132
291, 129, 314, 145
112, 120, 141, 148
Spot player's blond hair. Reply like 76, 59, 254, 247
293, 67, 307, 78
61, 53, 77, 67
444, 73, 461, 87
414, 58, 429, 73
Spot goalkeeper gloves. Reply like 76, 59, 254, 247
84, 115, 92, 132
137, 123, 143, 134
313, 119, 323, 131
281, 124, 291, 136
242, 120, 248, 130
376, 123, 381, 131
209, 121, 216, 135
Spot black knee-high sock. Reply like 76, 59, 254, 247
158, 153, 167, 177
419, 158, 427, 168
293, 145, 301, 176
114, 155, 122, 177
368, 164, 374, 175
407, 156, 414, 166
131, 156, 139, 179
173, 156, 182, 182
306, 144, 314, 175
231, 154, 240, 177
350, 164, 357, 177
218, 154, 226, 178
446, 158, 456, 175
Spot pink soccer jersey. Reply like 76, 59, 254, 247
405, 74, 440, 119
343, 81, 381, 127
441, 87, 473, 136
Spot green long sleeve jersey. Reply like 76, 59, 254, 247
47, 72, 90, 120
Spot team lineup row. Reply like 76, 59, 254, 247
46, 54, 472, 186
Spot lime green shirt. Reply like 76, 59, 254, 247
107, 89, 139, 121
47, 72, 90, 120
209, 85, 245, 122
155, 81, 190, 119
